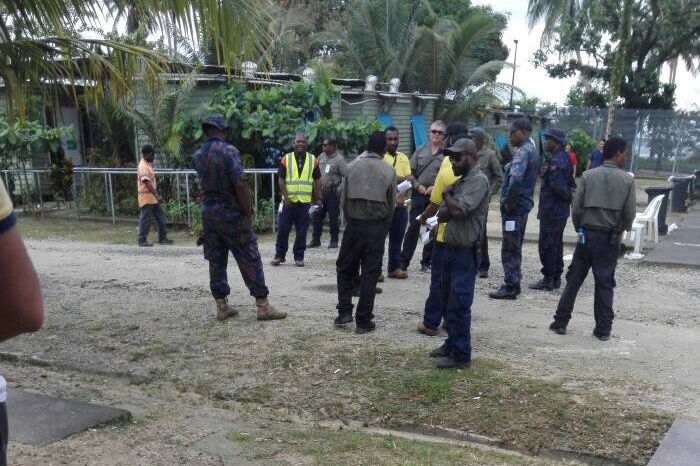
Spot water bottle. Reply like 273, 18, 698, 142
577, 227, 585, 245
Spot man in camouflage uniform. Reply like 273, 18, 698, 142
468, 127, 503, 278
193, 115, 286, 321
550, 137, 635, 341
489, 117, 540, 300
530, 128, 576, 291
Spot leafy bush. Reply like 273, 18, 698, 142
568, 128, 596, 176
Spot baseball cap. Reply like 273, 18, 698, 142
443, 137, 477, 155
509, 117, 532, 133
202, 115, 230, 130
543, 128, 567, 144
468, 127, 486, 142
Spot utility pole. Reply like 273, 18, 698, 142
509, 39, 519, 109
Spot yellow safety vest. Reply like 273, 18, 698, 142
285, 152, 315, 203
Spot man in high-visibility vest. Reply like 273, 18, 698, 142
271, 133, 322, 267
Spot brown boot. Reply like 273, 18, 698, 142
215, 298, 239, 321
256, 298, 287, 321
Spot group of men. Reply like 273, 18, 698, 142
138, 114, 635, 366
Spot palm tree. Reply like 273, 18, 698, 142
0, 0, 273, 121
526, 0, 592, 91
313, 0, 508, 116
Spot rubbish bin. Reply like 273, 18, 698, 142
644, 187, 671, 235
669, 175, 693, 213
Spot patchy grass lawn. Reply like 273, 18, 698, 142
234, 427, 566, 466
199, 333, 670, 465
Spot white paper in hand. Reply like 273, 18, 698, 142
397, 180, 412, 193
278, 202, 284, 214
421, 229, 432, 245
426, 215, 438, 230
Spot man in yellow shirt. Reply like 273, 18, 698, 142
137, 144, 173, 247
383, 126, 412, 279
415, 123, 467, 336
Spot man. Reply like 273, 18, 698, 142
137, 144, 173, 247
1, 178, 44, 465
530, 128, 576, 291
400, 120, 446, 274
334, 131, 396, 334
383, 126, 412, 279
272, 133, 322, 267
193, 115, 286, 321
308, 137, 346, 249
469, 127, 503, 278
489, 117, 540, 300
428, 137, 490, 369
415, 123, 468, 336
549, 137, 635, 341
586, 138, 605, 170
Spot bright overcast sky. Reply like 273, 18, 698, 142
472, 0, 700, 110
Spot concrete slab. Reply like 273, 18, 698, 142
648, 418, 700, 466
7, 388, 130, 446
645, 203, 700, 267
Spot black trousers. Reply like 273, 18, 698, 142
1, 401, 7, 466
554, 229, 619, 333
336, 219, 388, 326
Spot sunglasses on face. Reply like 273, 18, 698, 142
430, 129, 445, 135
448, 152, 468, 160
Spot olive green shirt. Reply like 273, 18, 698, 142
342, 151, 396, 222
443, 166, 490, 248
318, 152, 347, 190
573, 161, 636, 232
478, 147, 503, 197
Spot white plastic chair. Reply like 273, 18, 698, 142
623, 194, 665, 254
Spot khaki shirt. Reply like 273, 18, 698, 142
478, 148, 503, 197
443, 166, 490, 248
318, 152, 347, 190
342, 151, 396, 222
410, 143, 443, 186
573, 161, 636, 232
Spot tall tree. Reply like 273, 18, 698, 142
531, 0, 700, 110
312, 0, 508, 116
0, 0, 273, 121
526, 0, 591, 91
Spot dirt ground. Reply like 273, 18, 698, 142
1, 211, 699, 465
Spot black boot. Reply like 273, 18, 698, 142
308, 239, 321, 248
488, 283, 520, 300
552, 277, 561, 289
529, 277, 554, 291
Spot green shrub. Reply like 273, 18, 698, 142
568, 128, 596, 176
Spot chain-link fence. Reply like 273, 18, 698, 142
545, 107, 700, 177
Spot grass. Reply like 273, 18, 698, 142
217, 335, 673, 464
230, 426, 564, 466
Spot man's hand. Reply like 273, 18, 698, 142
425, 186, 433, 196
282, 196, 291, 206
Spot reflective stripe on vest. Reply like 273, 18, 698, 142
285, 152, 314, 203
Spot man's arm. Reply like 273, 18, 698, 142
571, 180, 585, 229
621, 179, 637, 231
141, 178, 158, 198
0, 226, 44, 342
489, 154, 504, 195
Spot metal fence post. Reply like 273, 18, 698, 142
36, 171, 44, 219
271, 172, 276, 234
185, 173, 191, 228
108, 172, 115, 225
